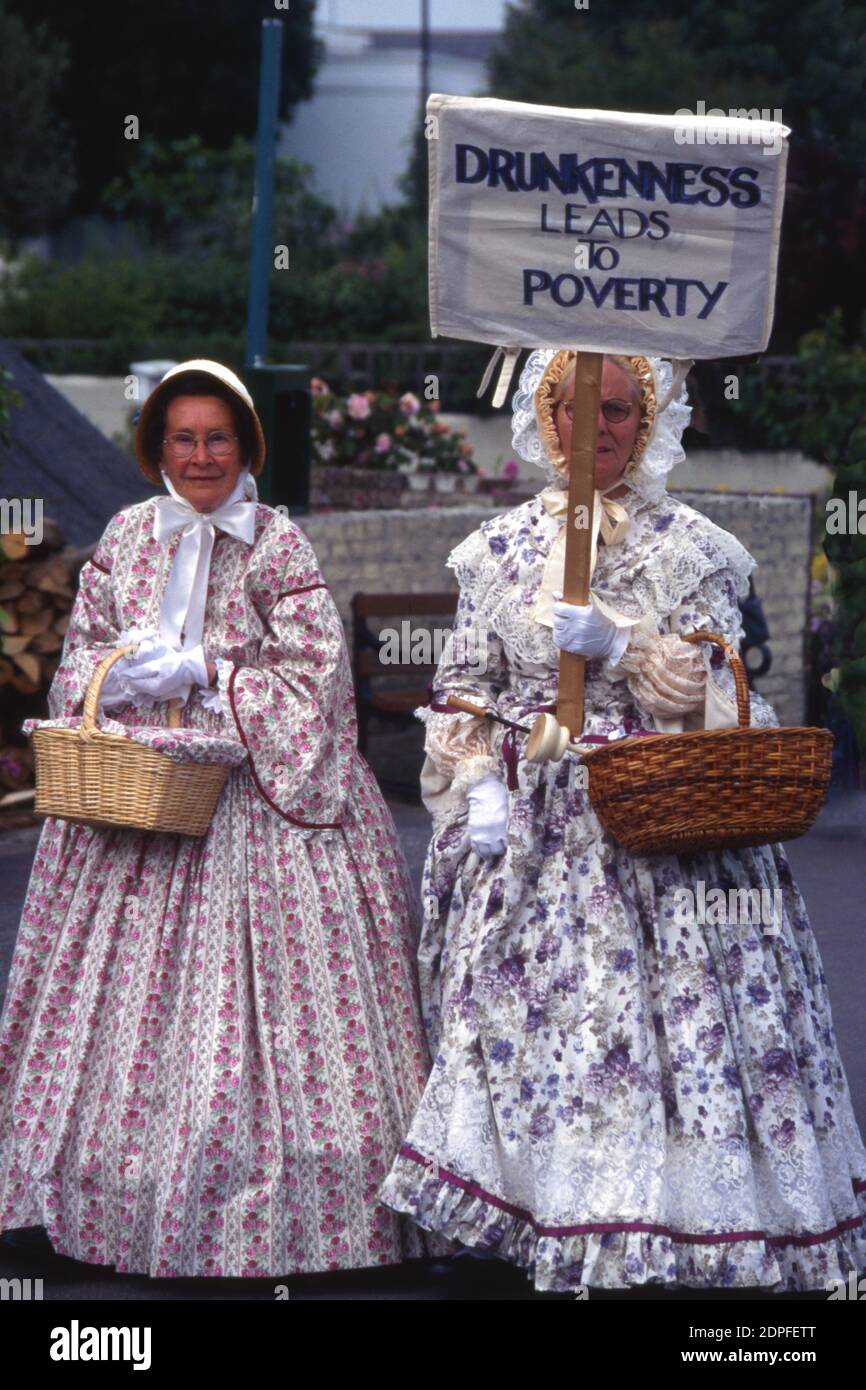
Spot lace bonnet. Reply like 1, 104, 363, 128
511, 349, 693, 503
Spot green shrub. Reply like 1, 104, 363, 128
0, 364, 22, 445
824, 422, 866, 764
729, 311, 866, 468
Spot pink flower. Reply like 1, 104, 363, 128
347, 394, 371, 421
374, 433, 391, 453
501, 458, 520, 481
398, 392, 421, 417
327, 409, 344, 430
310, 377, 330, 396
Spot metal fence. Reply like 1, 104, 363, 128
12, 338, 800, 417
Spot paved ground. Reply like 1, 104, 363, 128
0, 783, 864, 1302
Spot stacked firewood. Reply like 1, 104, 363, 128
0, 522, 93, 819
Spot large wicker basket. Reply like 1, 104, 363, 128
30, 645, 230, 837
581, 631, 833, 856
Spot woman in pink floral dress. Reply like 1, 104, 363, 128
0, 360, 429, 1278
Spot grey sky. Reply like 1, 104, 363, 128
315, 0, 509, 31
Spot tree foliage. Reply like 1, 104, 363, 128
491, 0, 865, 159
101, 136, 338, 260
0, 2, 76, 244
489, 0, 866, 344
824, 421, 866, 764
3, 0, 320, 216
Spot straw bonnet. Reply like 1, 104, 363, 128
510, 351, 693, 503
135, 359, 267, 485
533, 351, 658, 479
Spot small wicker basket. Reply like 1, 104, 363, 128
582, 631, 833, 856
31, 645, 230, 837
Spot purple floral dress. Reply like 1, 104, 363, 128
0, 499, 429, 1277
379, 490, 866, 1292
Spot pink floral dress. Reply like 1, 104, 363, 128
0, 499, 429, 1277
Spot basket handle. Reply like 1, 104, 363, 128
81, 643, 182, 738
680, 630, 750, 728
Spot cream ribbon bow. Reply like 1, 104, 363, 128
153, 468, 258, 650
532, 484, 637, 631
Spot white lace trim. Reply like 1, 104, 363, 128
451, 755, 500, 801
199, 656, 233, 717
445, 494, 755, 668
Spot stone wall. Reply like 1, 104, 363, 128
297, 489, 814, 728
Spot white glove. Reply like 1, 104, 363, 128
99, 636, 208, 709
98, 627, 163, 709
126, 643, 209, 704
552, 597, 628, 665
466, 773, 509, 857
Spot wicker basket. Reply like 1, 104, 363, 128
581, 631, 833, 856
31, 645, 230, 837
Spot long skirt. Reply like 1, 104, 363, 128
379, 759, 866, 1292
0, 757, 429, 1277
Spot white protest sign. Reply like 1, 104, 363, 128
428, 95, 790, 359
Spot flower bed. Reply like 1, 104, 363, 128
309, 377, 478, 508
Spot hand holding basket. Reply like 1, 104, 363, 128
30, 644, 232, 837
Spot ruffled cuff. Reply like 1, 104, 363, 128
625, 632, 707, 718
450, 754, 500, 803
616, 615, 667, 675
199, 657, 233, 717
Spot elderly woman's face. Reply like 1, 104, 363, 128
160, 395, 244, 513
555, 359, 641, 493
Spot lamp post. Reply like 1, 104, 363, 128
245, 18, 283, 370
243, 18, 311, 514
420, 0, 431, 109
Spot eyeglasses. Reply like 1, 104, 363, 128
163, 430, 239, 459
557, 398, 633, 424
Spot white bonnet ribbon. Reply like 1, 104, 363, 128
532, 485, 637, 630
477, 345, 522, 409
153, 468, 258, 650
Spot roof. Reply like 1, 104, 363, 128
0, 341, 153, 549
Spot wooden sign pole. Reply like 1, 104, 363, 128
557, 350, 603, 738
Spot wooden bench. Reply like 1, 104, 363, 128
351, 592, 458, 754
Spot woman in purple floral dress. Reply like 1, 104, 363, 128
0, 360, 428, 1277
380, 349, 866, 1292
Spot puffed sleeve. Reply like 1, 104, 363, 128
619, 565, 779, 729
47, 511, 127, 719
418, 528, 510, 814
220, 521, 359, 828
668, 566, 779, 728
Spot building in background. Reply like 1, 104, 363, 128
280, 24, 499, 214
